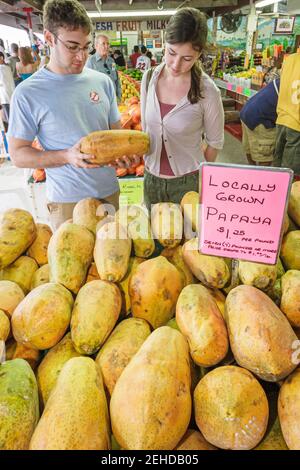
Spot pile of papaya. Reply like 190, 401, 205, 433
1, 183, 300, 450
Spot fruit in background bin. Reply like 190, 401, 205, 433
135, 164, 144, 177
127, 96, 139, 106
128, 103, 141, 125
120, 112, 133, 129
32, 168, 46, 182
116, 168, 128, 177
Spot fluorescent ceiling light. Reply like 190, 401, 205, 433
256, 9, 263, 13
87, 9, 176, 18
255, 0, 281, 8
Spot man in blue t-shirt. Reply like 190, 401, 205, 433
7, 0, 137, 230
240, 78, 280, 166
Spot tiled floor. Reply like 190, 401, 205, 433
217, 131, 247, 166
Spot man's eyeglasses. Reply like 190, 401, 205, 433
104, 63, 111, 75
51, 32, 93, 54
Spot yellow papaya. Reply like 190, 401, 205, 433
281, 270, 300, 327
110, 326, 191, 450
180, 191, 199, 236
175, 429, 218, 450
278, 368, 300, 450
0, 209, 37, 269
0, 309, 10, 341
85, 262, 101, 283
48, 223, 94, 294
176, 284, 228, 367
288, 181, 300, 226
30, 357, 110, 450
194, 366, 269, 450
71, 280, 121, 355
161, 246, 195, 287
73, 197, 107, 235
151, 202, 183, 248
37, 333, 81, 407
0, 256, 38, 294
30, 264, 50, 290
27, 223, 53, 266
281, 231, 300, 270
116, 205, 155, 258
225, 285, 298, 381
0, 280, 24, 317
129, 256, 183, 329
182, 238, 230, 289
238, 260, 277, 291
96, 317, 151, 395
12, 282, 74, 350
94, 222, 131, 282
117, 257, 144, 316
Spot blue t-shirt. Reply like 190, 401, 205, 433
240, 79, 280, 131
8, 67, 120, 203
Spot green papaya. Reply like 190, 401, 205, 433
0, 358, 39, 449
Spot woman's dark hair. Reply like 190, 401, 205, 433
0, 52, 5, 61
43, 0, 92, 35
165, 7, 208, 104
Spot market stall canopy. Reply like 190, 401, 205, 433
0, 0, 250, 32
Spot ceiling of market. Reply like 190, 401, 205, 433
0, 0, 251, 32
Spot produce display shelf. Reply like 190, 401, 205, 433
214, 78, 257, 99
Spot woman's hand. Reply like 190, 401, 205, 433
109, 154, 141, 170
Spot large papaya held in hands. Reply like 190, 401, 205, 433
80, 130, 150, 164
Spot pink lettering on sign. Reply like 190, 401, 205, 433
199, 163, 293, 264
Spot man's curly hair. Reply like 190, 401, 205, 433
43, 0, 92, 34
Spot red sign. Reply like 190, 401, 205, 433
199, 163, 293, 264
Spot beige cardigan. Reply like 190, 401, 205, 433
141, 62, 224, 177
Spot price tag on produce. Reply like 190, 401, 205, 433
199, 163, 293, 264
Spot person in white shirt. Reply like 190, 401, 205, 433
136, 45, 151, 73
0, 52, 15, 129
141, 8, 224, 209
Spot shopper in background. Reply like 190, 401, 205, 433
130, 45, 140, 68
86, 34, 121, 101
7, 43, 21, 86
136, 45, 151, 73
8, 0, 137, 230
141, 7, 224, 208
31, 44, 41, 67
273, 53, 300, 179
240, 78, 280, 166
16, 47, 38, 80
0, 52, 15, 131
113, 49, 126, 67
0, 39, 5, 55
146, 50, 156, 67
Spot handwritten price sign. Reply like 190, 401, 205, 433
199, 163, 293, 264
